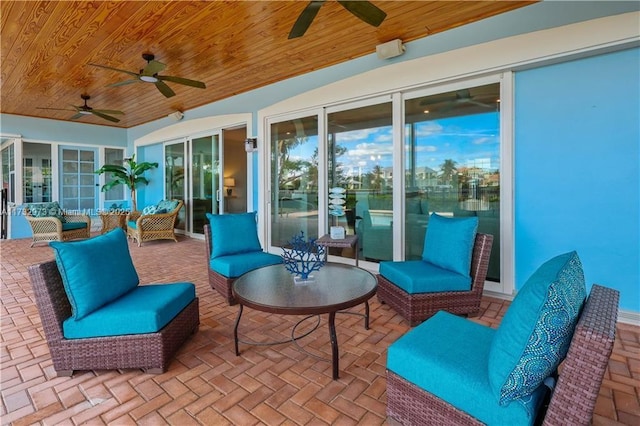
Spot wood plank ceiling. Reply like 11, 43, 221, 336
1, 1, 535, 129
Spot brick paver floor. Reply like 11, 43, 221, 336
1, 234, 639, 425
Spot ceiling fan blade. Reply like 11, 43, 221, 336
92, 109, 124, 115
288, 1, 324, 39
89, 63, 139, 78
467, 100, 494, 108
70, 113, 84, 120
338, 1, 386, 27
91, 110, 120, 123
37, 107, 75, 112
158, 75, 206, 89
154, 80, 176, 98
107, 79, 140, 87
142, 60, 166, 76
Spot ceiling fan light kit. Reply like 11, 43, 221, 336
376, 39, 405, 60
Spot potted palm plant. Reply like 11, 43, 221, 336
95, 154, 158, 212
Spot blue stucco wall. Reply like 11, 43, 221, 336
514, 48, 640, 312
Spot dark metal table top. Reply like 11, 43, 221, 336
233, 263, 376, 315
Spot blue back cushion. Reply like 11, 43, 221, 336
50, 228, 139, 320
206, 212, 263, 259
422, 213, 478, 276
488, 251, 586, 405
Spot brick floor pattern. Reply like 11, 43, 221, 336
1, 234, 638, 425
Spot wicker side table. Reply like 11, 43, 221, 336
316, 234, 359, 266
99, 211, 129, 234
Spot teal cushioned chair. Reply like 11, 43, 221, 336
377, 213, 494, 326
28, 229, 199, 376
204, 213, 282, 305
385, 252, 619, 426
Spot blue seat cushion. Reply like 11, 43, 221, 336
422, 213, 478, 277
210, 251, 283, 278
379, 260, 471, 293
387, 311, 546, 425
50, 229, 139, 320
127, 220, 137, 229
61, 222, 87, 231
488, 251, 586, 405
206, 212, 263, 258
63, 283, 195, 339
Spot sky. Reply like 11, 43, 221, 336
287, 111, 500, 178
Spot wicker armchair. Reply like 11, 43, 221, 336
377, 233, 493, 326
386, 284, 619, 425
27, 260, 200, 376
126, 200, 183, 247
24, 204, 91, 247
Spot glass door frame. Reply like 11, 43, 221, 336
264, 108, 324, 255
187, 130, 224, 237
324, 95, 394, 270
401, 73, 513, 294
58, 145, 99, 212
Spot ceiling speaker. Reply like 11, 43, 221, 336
168, 111, 184, 121
376, 39, 405, 60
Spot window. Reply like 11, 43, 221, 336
103, 148, 125, 209
269, 115, 319, 248
328, 101, 393, 263
404, 83, 501, 280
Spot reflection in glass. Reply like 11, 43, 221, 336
270, 116, 318, 248
404, 83, 501, 280
328, 102, 393, 263
104, 148, 125, 209
165, 143, 185, 231
191, 135, 217, 234
22, 142, 52, 203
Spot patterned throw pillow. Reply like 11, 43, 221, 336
488, 251, 586, 406
27, 201, 65, 221
142, 205, 157, 215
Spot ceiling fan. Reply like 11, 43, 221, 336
89, 53, 206, 98
37, 94, 124, 123
289, 1, 387, 39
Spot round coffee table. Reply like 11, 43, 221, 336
232, 263, 377, 379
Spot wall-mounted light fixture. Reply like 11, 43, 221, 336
244, 137, 257, 153
224, 177, 235, 196
376, 39, 405, 60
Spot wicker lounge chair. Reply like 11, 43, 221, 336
24, 203, 91, 247
377, 233, 493, 326
386, 284, 619, 425
28, 260, 199, 376
126, 199, 183, 247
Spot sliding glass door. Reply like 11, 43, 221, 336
404, 82, 501, 280
269, 115, 319, 248
265, 77, 504, 282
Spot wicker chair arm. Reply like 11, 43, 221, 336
137, 211, 178, 229
127, 211, 142, 222
25, 215, 63, 233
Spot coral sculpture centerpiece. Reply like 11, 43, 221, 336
282, 231, 327, 284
